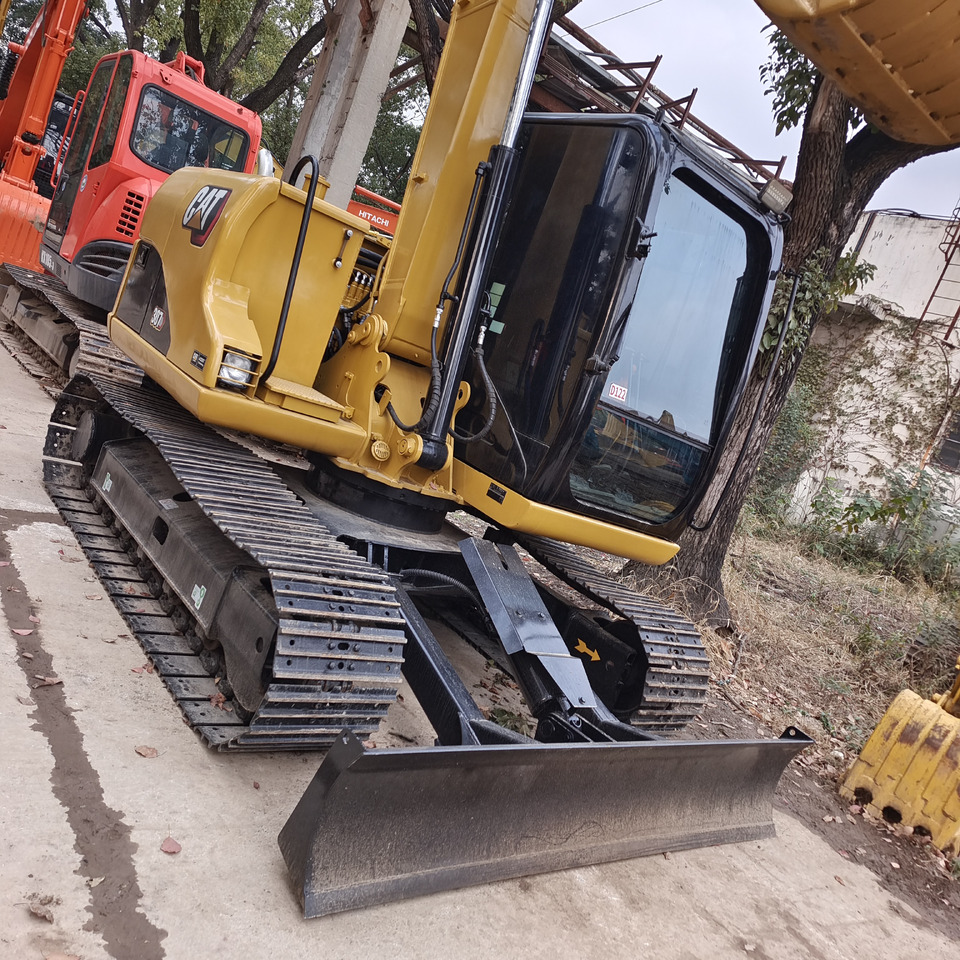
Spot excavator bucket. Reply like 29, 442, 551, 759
280, 727, 810, 917
840, 689, 960, 855
754, 0, 960, 146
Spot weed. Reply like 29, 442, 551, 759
820, 676, 853, 696
489, 707, 534, 738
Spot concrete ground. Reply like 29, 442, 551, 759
1, 343, 957, 960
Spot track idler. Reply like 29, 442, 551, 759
280, 726, 810, 917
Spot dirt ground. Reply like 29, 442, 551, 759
2, 339, 959, 958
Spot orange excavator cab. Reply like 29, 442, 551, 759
38, 50, 261, 310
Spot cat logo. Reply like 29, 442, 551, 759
182, 186, 231, 246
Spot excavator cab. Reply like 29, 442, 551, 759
39, 50, 261, 311
456, 114, 778, 541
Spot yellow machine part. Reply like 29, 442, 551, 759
840, 688, 960, 855
755, 0, 960, 145
934, 655, 960, 718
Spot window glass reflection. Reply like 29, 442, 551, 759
570, 173, 754, 524
132, 86, 250, 173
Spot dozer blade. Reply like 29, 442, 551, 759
841, 689, 960, 855
280, 727, 810, 917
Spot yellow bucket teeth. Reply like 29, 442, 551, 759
840, 689, 960, 856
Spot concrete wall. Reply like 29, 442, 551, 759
786, 209, 960, 538
844, 211, 951, 320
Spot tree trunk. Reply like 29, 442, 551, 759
409, 0, 442, 93
628, 80, 956, 624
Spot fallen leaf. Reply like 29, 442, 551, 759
253, 781, 260, 790
28, 615, 40, 623
835, 875, 845, 885
85, 595, 102, 601
32, 676, 62, 688
27, 901, 54, 922
131, 666, 144, 674
209, 692, 230, 711
12, 628, 33, 636
25, 892, 60, 922
160, 836, 181, 855
17, 695, 34, 706
0, 560, 9, 567
135, 745, 158, 759
101, 637, 117, 644
20, 651, 34, 660
58, 550, 82, 563
143, 662, 155, 674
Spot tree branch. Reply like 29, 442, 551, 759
182, 0, 204, 64
115, 0, 132, 48
212, 0, 272, 91
239, 16, 328, 114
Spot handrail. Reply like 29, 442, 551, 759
260, 154, 321, 384
353, 184, 401, 212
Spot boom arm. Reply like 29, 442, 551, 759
0, 0, 86, 186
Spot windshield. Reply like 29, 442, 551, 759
131, 85, 250, 173
569, 171, 764, 525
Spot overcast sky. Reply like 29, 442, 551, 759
564, 0, 959, 219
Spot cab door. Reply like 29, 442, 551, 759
43, 54, 133, 259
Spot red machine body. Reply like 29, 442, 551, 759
0, 0, 86, 269
41, 50, 262, 310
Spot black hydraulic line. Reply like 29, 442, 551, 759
399, 567, 482, 606
386, 162, 488, 435
416, 145, 521, 470
260, 154, 321, 384
450, 342, 498, 442
688, 272, 800, 532
439, 162, 489, 307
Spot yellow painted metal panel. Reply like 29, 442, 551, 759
451, 461, 680, 564
754, 0, 960, 144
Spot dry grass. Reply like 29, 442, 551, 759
692, 532, 958, 753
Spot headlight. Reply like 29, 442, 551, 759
217, 350, 256, 389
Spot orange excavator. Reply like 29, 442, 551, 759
0, 0, 86, 271
0, 0, 263, 376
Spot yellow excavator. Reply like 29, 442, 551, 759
35, 0, 960, 917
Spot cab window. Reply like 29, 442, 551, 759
131, 86, 250, 173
